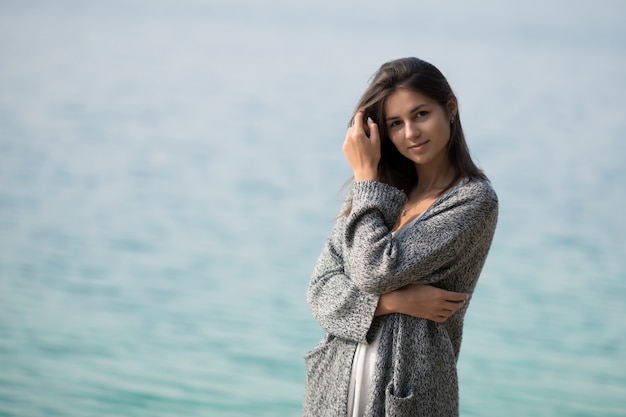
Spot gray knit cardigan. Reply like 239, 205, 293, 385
303, 178, 498, 417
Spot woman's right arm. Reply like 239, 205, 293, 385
307, 219, 468, 343
307, 225, 380, 344
375, 284, 468, 323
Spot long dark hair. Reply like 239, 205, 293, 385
347, 57, 487, 199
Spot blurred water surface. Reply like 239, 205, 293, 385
1, 0, 625, 416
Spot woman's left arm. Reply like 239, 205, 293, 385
345, 180, 498, 294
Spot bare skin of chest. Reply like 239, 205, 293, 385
392, 194, 440, 232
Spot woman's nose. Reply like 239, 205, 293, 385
405, 120, 420, 139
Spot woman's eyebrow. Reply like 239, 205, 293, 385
385, 103, 428, 122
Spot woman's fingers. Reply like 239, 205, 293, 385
367, 117, 380, 148
352, 110, 365, 131
441, 289, 469, 303
441, 298, 467, 315
343, 110, 380, 181
424, 285, 469, 321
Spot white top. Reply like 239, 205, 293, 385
346, 215, 421, 417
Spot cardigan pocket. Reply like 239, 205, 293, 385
384, 382, 420, 416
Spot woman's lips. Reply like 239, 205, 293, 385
409, 140, 429, 151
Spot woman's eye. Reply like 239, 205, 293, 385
415, 111, 429, 119
388, 121, 401, 129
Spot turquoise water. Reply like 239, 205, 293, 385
1, 1, 625, 416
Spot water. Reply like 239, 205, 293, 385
1, 0, 625, 416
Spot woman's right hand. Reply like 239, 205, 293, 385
343, 110, 381, 181
375, 284, 469, 323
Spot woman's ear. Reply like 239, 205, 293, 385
446, 97, 458, 120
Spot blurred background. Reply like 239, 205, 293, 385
1, 0, 625, 416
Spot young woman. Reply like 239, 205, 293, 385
303, 57, 498, 417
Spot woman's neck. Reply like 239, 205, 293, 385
414, 159, 456, 194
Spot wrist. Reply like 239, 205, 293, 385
375, 292, 397, 316
354, 169, 377, 182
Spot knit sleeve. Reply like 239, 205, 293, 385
345, 179, 498, 294
306, 211, 380, 344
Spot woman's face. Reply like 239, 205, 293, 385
383, 88, 456, 168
